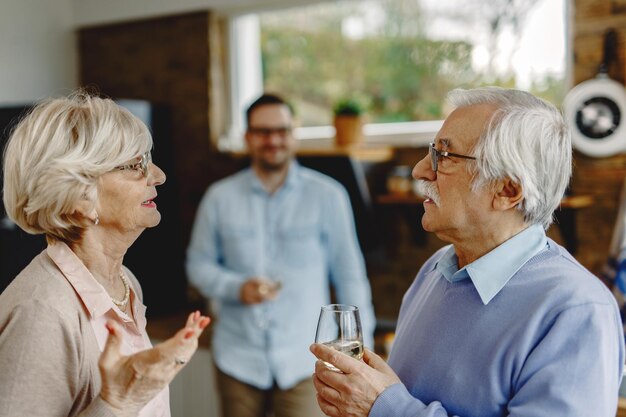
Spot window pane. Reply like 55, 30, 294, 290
258, 0, 565, 127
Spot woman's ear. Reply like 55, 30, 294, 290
73, 200, 98, 225
493, 178, 523, 211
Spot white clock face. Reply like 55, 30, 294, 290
563, 76, 626, 158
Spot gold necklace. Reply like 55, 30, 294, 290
111, 271, 130, 310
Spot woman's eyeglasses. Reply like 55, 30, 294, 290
114, 152, 152, 177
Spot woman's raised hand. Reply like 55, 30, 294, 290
98, 311, 210, 417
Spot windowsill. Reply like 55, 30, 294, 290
296, 120, 443, 146
223, 139, 396, 162
218, 120, 444, 153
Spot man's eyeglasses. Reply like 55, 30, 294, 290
114, 151, 152, 177
248, 126, 292, 138
429, 142, 476, 173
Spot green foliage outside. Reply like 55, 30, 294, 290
262, 26, 475, 126
528, 72, 567, 107
259, 1, 565, 127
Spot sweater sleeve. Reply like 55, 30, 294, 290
77, 397, 119, 417
507, 302, 623, 417
0, 301, 116, 417
370, 383, 458, 417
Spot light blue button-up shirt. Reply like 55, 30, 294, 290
370, 225, 625, 417
186, 162, 375, 389
437, 224, 547, 304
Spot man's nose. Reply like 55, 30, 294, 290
264, 132, 284, 145
412, 152, 436, 181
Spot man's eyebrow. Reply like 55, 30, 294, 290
435, 138, 451, 148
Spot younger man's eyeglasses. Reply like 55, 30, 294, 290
248, 126, 292, 138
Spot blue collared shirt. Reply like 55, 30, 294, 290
186, 162, 375, 389
370, 226, 625, 417
437, 224, 547, 304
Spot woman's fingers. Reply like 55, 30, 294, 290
185, 312, 195, 328
184, 310, 203, 328
186, 314, 211, 340
97, 313, 211, 415
183, 311, 211, 336
100, 313, 211, 383
163, 313, 211, 359
99, 320, 123, 370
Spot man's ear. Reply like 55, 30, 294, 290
493, 178, 523, 211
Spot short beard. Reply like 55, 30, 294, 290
258, 157, 290, 172
413, 180, 441, 205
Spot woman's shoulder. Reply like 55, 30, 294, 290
0, 250, 81, 316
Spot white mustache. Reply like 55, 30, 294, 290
413, 180, 441, 205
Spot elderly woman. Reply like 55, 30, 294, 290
0, 92, 210, 417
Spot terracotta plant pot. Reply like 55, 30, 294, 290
334, 115, 363, 146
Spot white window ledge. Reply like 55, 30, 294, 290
218, 120, 443, 152
295, 120, 443, 145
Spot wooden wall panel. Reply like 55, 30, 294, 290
568, 0, 626, 275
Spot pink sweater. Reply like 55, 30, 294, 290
0, 245, 168, 417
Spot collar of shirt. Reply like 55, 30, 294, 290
47, 241, 145, 321
247, 160, 301, 195
436, 224, 547, 305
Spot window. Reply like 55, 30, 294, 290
222, 0, 567, 150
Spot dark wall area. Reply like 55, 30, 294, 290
0, 106, 47, 293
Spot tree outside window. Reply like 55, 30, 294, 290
258, 0, 565, 127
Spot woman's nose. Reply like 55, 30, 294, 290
148, 162, 167, 186
412, 152, 436, 181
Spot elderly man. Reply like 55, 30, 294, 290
310, 87, 625, 417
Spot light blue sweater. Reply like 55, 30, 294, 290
371, 225, 624, 417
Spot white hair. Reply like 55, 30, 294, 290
3, 90, 152, 242
447, 86, 571, 229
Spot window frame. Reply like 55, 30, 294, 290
218, 13, 441, 151
218, 1, 572, 151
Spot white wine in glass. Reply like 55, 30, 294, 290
315, 304, 364, 371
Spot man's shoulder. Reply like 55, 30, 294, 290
523, 239, 615, 305
205, 169, 250, 196
297, 166, 346, 195
532, 239, 595, 278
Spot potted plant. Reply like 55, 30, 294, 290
333, 98, 364, 147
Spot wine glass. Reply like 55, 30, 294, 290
315, 304, 364, 371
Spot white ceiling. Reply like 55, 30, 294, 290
72, 0, 331, 27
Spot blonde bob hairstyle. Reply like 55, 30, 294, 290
2, 91, 153, 243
